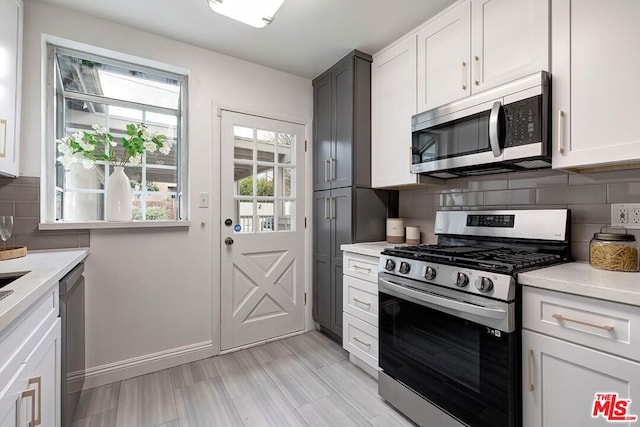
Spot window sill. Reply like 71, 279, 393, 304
38, 220, 191, 231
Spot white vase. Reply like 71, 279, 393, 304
105, 166, 132, 221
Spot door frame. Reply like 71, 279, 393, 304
214, 105, 313, 354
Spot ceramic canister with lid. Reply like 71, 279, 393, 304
589, 226, 639, 272
387, 218, 405, 244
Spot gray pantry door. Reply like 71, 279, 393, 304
220, 110, 306, 351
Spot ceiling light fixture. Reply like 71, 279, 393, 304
207, 0, 286, 28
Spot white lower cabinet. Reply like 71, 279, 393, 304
0, 319, 61, 427
522, 286, 640, 427
522, 329, 640, 427
342, 250, 381, 378
0, 286, 61, 427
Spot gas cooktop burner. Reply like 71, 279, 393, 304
382, 244, 562, 274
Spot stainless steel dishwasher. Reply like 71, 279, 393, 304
60, 262, 85, 427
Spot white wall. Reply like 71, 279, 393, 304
21, 1, 313, 387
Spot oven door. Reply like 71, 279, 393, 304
378, 274, 518, 427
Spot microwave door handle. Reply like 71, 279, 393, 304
489, 101, 503, 157
379, 277, 507, 320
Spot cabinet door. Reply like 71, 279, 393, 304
332, 59, 354, 189
24, 319, 61, 427
417, 0, 471, 113
371, 36, 418, 188
470, 0, 548, 93
313, 73, 333, 191
0, 0, 22, 177
552, 0, 640, 169
313, 191, 331, 329
0, 363, 27, 427
523, 330, 640, 427
330, 187, 352, 338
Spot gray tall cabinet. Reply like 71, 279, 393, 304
312, 50, 394, 341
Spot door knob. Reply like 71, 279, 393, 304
224, 237, 234, 245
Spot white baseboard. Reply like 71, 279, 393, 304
69, 340, 215, 391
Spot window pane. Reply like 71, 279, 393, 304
278, 167, 294, 198
257, 199, 275, 232
234, 126, 253, 139
146, 167, 177, 193
146, 113, 178, 166
257, 129, 275, 163
255, 166, 274, 197
65, 98, 107, 134
234, 129, 253, 161
277, 200, 295, 232
56, 52, 181, 110
64, 164, 105, 190
62, 192, 104, 221
278, 133, 295, 165
235, 199, 253, 233
235, 164, 254, 196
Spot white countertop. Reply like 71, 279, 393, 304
341, 241, 399, 258
519, 261, 640, 306
0, 249, 89, 331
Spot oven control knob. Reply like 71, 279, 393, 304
477, 277, 494, 293
399, 262, 411, 274
425, 266, 437, 280
454, 272, 469, 287
385, 259, 396, 271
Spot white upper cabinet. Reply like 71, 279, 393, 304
417, 1, 471, 113
552, 0, 640, 170
0, 0, 22, 177
371, 36, 419, 188
416, 0, 549, 114
471, 0, 549, 93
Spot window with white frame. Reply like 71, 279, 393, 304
46, 44, 188, 222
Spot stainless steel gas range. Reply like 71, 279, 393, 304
377, 209, 571, 427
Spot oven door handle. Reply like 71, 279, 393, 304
379, 278, 507, 320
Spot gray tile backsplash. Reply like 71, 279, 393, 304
0, 176, 89, 250
399, 168, 640, 261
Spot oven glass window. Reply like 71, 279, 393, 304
379, 291, 516, 427
412, 110, 491, 163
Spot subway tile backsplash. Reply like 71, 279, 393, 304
399, 168, 640, 261
0, 176, 89, 250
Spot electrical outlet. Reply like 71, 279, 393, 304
612, 203, 640, 229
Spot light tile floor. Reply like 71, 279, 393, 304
72, 331, 416, 427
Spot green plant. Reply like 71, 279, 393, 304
238, 176, 274, 196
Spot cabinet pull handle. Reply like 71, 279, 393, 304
353, 336, 371, 347
474, 56, 480, 86
557, 110, 565, 154
353, 297, 371, 306
324, 159, 330, 182
408, 146, 413, 173
20, 386, 38, 427
461, 61, 467, 90
527, 349, 535, 392
552, 313, 614, 331
29, 377, 42, 426
330, 158, 336, 181
353, 265, 372, 274
330, 197, 335, 220
324, 197, 330, 219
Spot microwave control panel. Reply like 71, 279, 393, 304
504, 95, 542, 147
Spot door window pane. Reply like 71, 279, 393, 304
235, 199, 254, 233
234, 126, 254, 161
255, 167, 274, 197
278, 167, 294, 198
277, 133, 295, 165
277, 200, 295, 231
257, 129, 276, 163
257, 199, 275, 232
235, 164, 254, 196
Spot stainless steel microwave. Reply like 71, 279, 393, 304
411, 71, 550, 178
